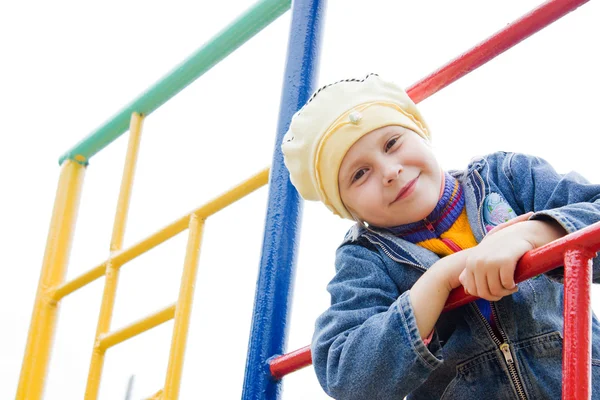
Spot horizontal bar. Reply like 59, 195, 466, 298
48, 168, 270, 301
270, 220, 600, 378
194, 168, 270, 218
59, 0, 291, 165
407, 0, 589, 103
269, 345, 312, 379
110, 167, 269, 264
49, 264, 107, 302
445, 219, 600, 311
111, 217, 190, 268
96, 304, 175, 351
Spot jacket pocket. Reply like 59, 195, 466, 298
440, 350, 521, 400
516, 332, 600, 399
513, 331, 563, 399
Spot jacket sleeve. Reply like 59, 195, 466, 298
311, 242, 443, 399
501, 152, 600, 282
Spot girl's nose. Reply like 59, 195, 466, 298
383, 163, 403, 185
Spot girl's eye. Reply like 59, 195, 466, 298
352, 169, 367, 183
385, 137, 398, 152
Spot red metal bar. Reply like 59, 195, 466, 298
563, 247, 594, 400
269, 221, 600, 379
269, 345, 312, 379
407, 0, 589, 103
445, 220, 600, 311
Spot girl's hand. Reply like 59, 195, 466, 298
459, 214, 566, 301
458, 212, 533, 301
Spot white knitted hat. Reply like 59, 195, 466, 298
281, 74, 430, 219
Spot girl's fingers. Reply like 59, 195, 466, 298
461, 269, 475, 297
500, 264, 516, 290
474, 270, 497, 301
487, 271, 506, 298
462, 267, 518, 300
490, 276, 518, 298
459, 270, 468, 288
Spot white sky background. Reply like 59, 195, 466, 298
1, 0, 599, 399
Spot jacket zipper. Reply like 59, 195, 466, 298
363, 235, 426, 272
473, 170, 527, 397
473, 303, 527, 400
423, 217, 435, 233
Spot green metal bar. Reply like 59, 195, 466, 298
59, 0, 291, 165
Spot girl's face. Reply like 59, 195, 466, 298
338, 125, 442, 228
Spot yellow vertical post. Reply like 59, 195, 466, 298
85, 113, 144, 399
163, 213, 205, 399
85, 260, 119, 399
17, 160, 86, 400
110, 113, 144, 252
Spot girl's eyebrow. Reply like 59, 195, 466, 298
385, 128, 405, 138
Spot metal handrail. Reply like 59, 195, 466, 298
269, 221, 600, 383
58, 0, 291, 165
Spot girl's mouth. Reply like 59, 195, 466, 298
393, 175, 419, 203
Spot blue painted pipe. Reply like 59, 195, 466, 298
241, 0, 326, 399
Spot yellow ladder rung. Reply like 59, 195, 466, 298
48, 167, 270, 303
49, 263, 107, 301
96, 304, 175, 351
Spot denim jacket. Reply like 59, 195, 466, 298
312, 152, 600, 400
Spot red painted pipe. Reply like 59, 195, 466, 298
407, 0, 589, 104
563, 248, 594, 400
269, 221, 600, 379
269, 345, 312, 379
444, 220, 600, 311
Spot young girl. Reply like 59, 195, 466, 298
281, 74, 600, 399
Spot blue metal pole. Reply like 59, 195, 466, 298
241, 0, 325, 399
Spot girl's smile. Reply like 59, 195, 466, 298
392, 173, 420, 204
338, 125, 442, 228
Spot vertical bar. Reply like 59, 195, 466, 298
85, 113, 144, 399
562, 247, 594, 400
163, 214, 205, 399
17, 160, 86, 400
125, 375, 135, 400
111, 112, 144, 251
241, 0, 325, 399
85, 261, 120, 399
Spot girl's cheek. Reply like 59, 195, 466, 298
356, 186, 374, 208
